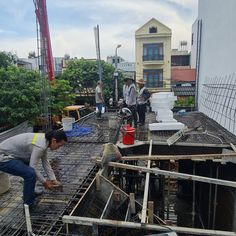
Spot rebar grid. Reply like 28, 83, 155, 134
0, 126, 102, 235
1, 111, 236, 235
200, 73, 236, 135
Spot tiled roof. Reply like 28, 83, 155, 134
171, 68, 196, 82
172, 86, 195, 96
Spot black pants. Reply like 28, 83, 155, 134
127, 105, 137, 128
137, 104, 146, 124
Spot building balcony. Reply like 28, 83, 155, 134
142, 55, 164, 64
146, 81, 164, 88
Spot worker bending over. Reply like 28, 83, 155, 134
0, 130, 67, 208
101, 143, 122, 167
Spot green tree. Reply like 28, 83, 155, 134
175, 96, 195, 107
0, 66, 41, 127
50, 79, 75, 115
61, 58, 116, 103
0, 51, 15, 69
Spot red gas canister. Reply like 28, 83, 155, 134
122, 124, 135, 145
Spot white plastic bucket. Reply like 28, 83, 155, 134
0, 171, 10, 194
62, 117, 75, 131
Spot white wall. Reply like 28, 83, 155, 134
190, 19, 198, 69
198, 0, 236, 79
197, 0, 236, 135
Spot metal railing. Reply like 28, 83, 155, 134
143, 54, 164, 61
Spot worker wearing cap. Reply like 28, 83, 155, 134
95, 81, 104, 118
137, 79, 149, 126
125, 77, 137, 128
0, 130, 67, 207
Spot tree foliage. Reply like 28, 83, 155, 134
0, 66, 41, 127
175, 96, 195, 107
50, 79, 75, 115
61, 58, 117, 103
0, 51, 76, 128
0, 51, 15, 69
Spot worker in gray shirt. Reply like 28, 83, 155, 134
0, 130, 67, 208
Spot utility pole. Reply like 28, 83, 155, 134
94, 25, 102, 82
114, 44, 121, 103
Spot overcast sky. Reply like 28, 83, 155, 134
0, 0, 198, 61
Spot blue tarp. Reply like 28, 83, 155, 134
65, 124, 93, 137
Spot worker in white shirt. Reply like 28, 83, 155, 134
137, 79, 150, 126
95, 81, 104, 118
125, 77, 137, 128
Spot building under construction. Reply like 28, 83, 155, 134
1, 110, 236, 236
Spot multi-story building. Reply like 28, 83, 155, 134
191, 0, 236, 136
135, 18, 172, 92
106, 56, 135, 80
106, 55, 125, 66
171, 49, 191, 67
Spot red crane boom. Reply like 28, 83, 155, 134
33, 0, 54, 82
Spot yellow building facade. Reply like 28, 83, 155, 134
135, 18, 171, 92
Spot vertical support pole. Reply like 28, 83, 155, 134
96, 173, 101, 191
141, 140, 152, 223
24, 204, 35, 236
130, 193, 136, 214
208, 166, 213, 228
66, 223, 69, 235
212, 165, 219, 229
192, 162, 196, 227
167, 162, 170, 220
148, 201, 154, 224
92, 224, 98, 236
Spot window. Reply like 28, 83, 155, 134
143, 43, 163, 61
143, 69, 163, 88
149, 27, 157, 33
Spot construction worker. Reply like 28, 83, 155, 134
0, 130, 67, 208
125, 77, 137, 128
95, 80, 104, 118
136, 79, 150, 126
101, 143, 122, 167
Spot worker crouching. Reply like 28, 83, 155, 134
0, 130, 67, 209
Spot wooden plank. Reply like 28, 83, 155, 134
129, 193, 136, 214
230, 143, 236, 152
91, 153, 236, 163
24, 204, 35, 236
120, 152, 236, 161
103, 162, 236, 188
62, 215, 236, 236
167, 126, 189, 146
100, 174, 166, 225
96, 173, 101, 191
100, 190, 114, 219
148, 201, 154, 224
141, 140, 152, 223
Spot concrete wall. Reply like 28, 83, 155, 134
196, 0, 236, 135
